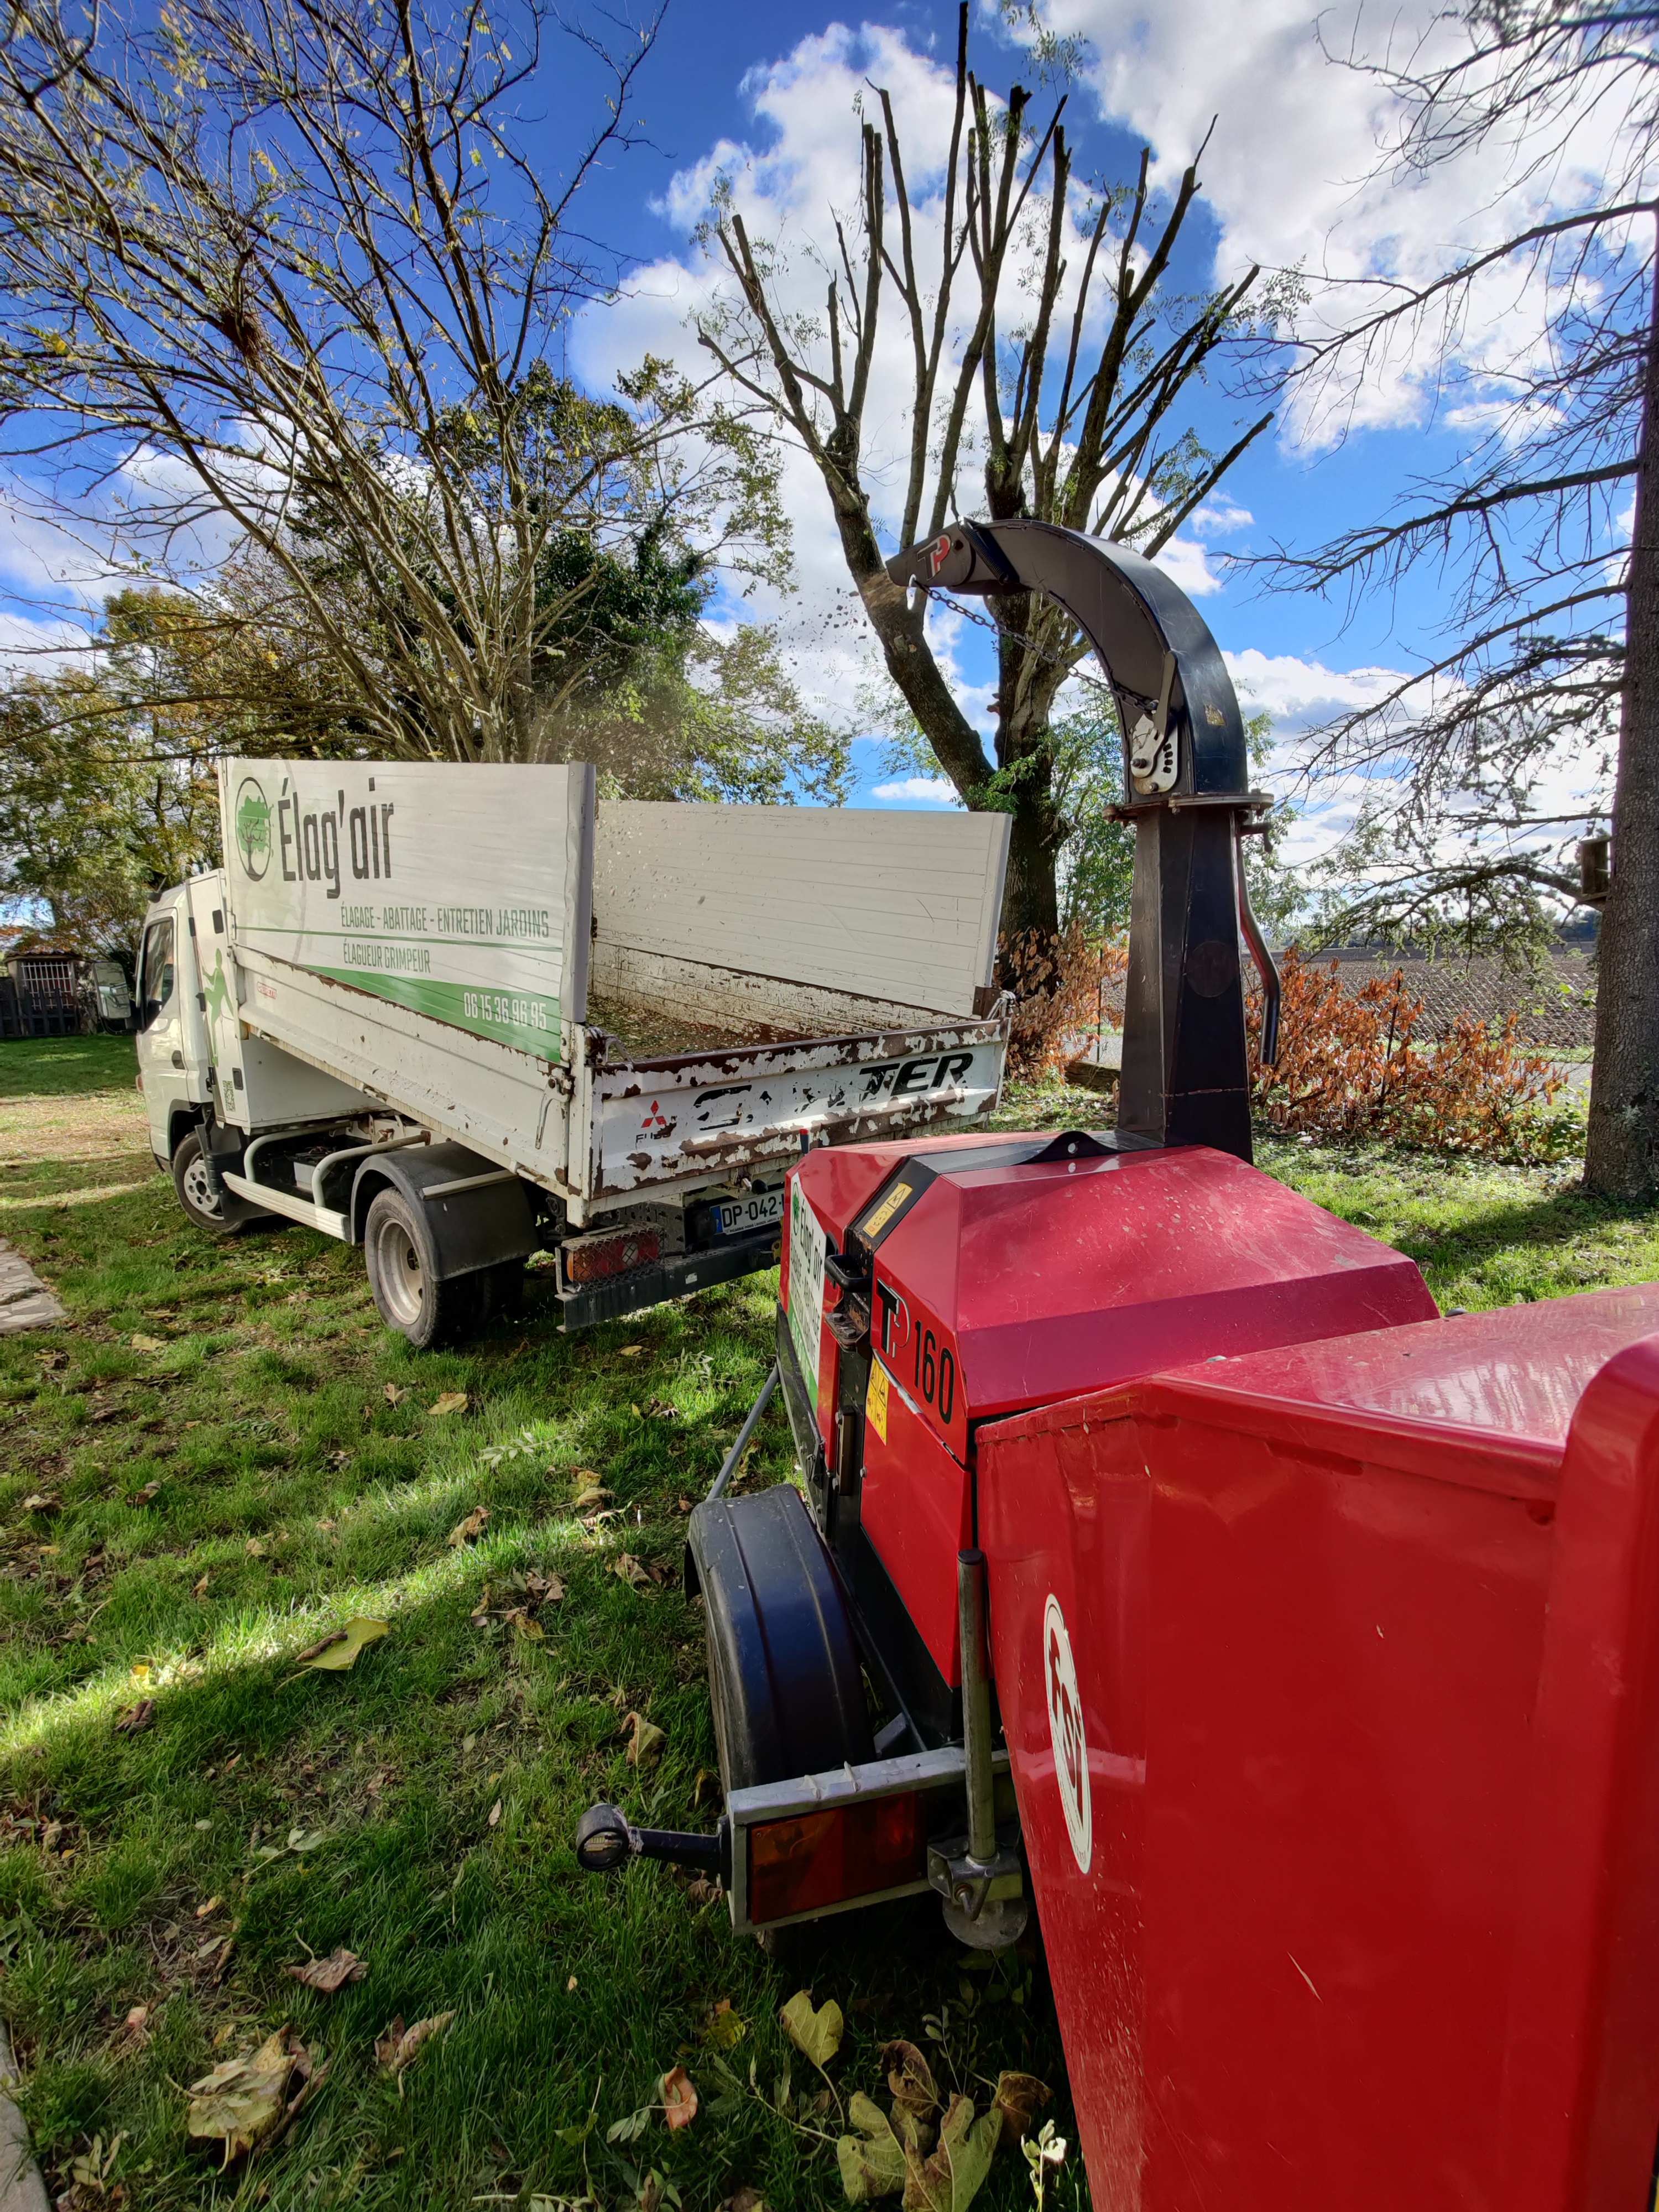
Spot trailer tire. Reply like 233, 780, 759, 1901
171, 1129, 262, 1235
688, 1486, 874, 1794
363, 1188, 489, 1349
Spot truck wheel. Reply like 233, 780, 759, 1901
171, 1129, 261, 1236
363, 1187, 488, 1349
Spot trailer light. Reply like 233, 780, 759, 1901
565, 1229, 660, 1284
748, 1792, 926, 1923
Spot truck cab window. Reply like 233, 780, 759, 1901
138, 917, 175, 1029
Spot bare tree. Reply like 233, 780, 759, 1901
0, 0, 785, 764
1264, 2, 1659, 1191
694, 4, 1282, 943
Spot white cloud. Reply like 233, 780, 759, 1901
0, 607, 93, 677
1009, 0, 1635, 453
1225, 647, 1408, 726
871, 776, 962, 806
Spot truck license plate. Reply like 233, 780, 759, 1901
711, 1191, 784, 1237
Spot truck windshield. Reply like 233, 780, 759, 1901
138, 917, 175, 1027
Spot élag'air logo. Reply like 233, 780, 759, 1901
234, 777, 272, 881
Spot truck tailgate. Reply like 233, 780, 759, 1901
585, 1020, 1007, 1196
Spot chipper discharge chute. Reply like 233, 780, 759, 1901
576, 519, 1659, 2210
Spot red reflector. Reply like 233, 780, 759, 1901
748, 1793, 926, 1924
566, 1229, 660, 1284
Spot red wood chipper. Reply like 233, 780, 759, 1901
577, 520, 1659, 2211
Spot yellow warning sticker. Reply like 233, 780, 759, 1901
865, 1360, 890, 1444
860, 1178, 914, 1240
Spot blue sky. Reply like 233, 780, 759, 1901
546, 0, 1626, 870
0, 0, 1627, 880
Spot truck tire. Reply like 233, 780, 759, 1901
171, 1128, 263, 1236
363, 1187, 489, 1349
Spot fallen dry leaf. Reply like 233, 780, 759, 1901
488, 1798, 503, 1829
186, 2029, 302, 2165
115, 1698, 155, 1735
612, 1552, 651, 1588
129, 1480, 161, 1504
195, 1897, 221, 1919
685, 1874, 722, 1908
780, 1990, 843, 2073
384, 1383, 407, 1405
989, 2072, 1051, 2145
838, 2091, 907, 2203
283, 1948, 366, 1994
428, 1391, 469, 1418
506, 1608, 545, 1641
20, 1492, 59, 1514
885, 2041, 940, 2124
700, 1999, 747, 2051
295, 1616, 389, 1673
244, 1538, 266, 1559
447, 1505, 489, 1547
131, 1333, 165, 1353
661, 2065, 698, 2131
374, 2010, 456, 2078
571, 1474, 611, 1509
620, 1344, 646, 1358
721, 2193, 768, 2212
193, 1573, 211, 1598
900, 2094, 1000, 2212
624, 1711, 666, 1767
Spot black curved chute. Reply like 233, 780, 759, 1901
887, 518, 1280, 1160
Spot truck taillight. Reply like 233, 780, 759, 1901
748, 1793, 926, 1924
565, 1229, 660, 1285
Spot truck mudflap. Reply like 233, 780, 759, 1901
588, 1021, 1006, 1197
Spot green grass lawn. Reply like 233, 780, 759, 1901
0, 1034, 139, 1099
4, 1042, 1659, 2212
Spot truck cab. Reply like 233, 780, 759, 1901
134, 883, 213, 1181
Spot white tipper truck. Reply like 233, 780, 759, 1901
134, 759, 1012, 1346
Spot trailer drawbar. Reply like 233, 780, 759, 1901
576, 519, 1659, 2211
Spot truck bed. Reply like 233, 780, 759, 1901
585, 992, 841, 1061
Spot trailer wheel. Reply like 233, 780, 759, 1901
688, 1487, 874, 1794
363, 1188, 488, 1349
171, 1129, 262, 1236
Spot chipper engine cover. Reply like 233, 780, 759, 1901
781, 1129, 1436, 1698
577, 517, 1659, 2210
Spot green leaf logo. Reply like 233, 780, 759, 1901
234, 776, 272, 880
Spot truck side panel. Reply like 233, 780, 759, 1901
185, 874, 373, 1131
219, 758, 595, 1061
586, 1021, 1006, 1197
593, 802, 1011, 1025
235, 946, 571, 1188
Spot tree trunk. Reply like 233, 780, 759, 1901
1586, 223, 1659, 1195
993, 588, 1067, 941
1001, 789, 1062, 938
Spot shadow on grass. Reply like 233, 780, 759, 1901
0, 1036, 138, 1100
1400, 1181, 1659, 1266
1, 1488, 1065, 2212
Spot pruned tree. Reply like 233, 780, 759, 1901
693, 4, 1284, 945
0, 0, 790, 765
1261, 2, 1659, 1191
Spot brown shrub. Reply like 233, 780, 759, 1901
1246, 948, 1566, 1156
1001, 927, 1129, 1082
